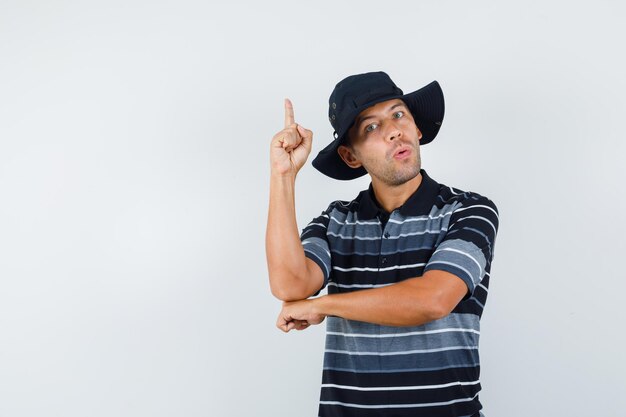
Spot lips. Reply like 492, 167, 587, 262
392, 146, 411, 160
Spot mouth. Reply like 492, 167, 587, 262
392, 146, 412, 160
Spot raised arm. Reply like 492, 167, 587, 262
266, 99, 324, 301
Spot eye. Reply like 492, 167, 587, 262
365, 123, 378, 133
393, 110, 404, 119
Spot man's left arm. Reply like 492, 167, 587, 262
277, 269, 467, 331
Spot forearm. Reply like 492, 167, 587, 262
277, 271, 468, 332
265, 173, 310, 300
314, 279, 439, 326
314, 272, 467, 326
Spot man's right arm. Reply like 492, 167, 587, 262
265, 99, 323, 302
266, 174, 324, 301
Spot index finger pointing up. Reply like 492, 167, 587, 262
284, 98, 295, 127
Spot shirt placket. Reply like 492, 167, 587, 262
377, 210, 394, 283
376, 209, 394, 359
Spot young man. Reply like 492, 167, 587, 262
266, 71, 499, 417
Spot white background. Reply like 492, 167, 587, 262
1, 1, 625, 416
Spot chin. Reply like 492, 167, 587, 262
385, 167, 420, 186
365, 157, 421, 186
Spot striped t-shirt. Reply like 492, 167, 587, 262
300, 169, 499, 417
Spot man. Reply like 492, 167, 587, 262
266, 71, 499, 417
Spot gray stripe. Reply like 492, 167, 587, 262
328, 223, 382, 239
455, 226, 495, 257
437, 247, 483, 276
329, 216, 380, 226
326, 314, 480, 335
388, 209, 455, 224
327, 204, 456, 240
327, 207, 356, 224
302, 236, 330, 256
428, 239, 486, 286
325, 346, 478, 356
323, 348, 480, 372
302, 237, 331, 278
328, 227, 447, 241
325, 328, 479, 352
384, 203, 456, 235
323, 362, 480, 373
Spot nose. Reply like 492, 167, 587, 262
385, 121, 402, 142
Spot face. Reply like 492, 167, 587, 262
338, 99, 423, 187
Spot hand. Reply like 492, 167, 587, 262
276, 299, 326, 333
270, 99, 313, 177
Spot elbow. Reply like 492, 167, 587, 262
269, 274, 310, 302
426, 302, 452, 322
270, 285, 303, 302
418, 291, 455, 323
269, 279, 289, 301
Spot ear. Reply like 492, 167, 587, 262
337, 145, 363, 169
416, 126, 423, 142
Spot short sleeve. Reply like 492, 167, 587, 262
300, 204, 333, 292
424, 195, 499, 295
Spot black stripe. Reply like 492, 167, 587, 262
320, 382, 481, 406
319, 398, 482, 417
322, 366, 480, 387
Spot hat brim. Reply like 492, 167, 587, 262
312, 80, 445, 180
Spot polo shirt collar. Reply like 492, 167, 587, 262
357, 169, 440, 219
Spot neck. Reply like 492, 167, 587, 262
371, 172, 423, 213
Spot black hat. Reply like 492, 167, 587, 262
312, 71, 445, 180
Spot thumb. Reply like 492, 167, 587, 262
297, 124, 313, 139
297, 125, 313, 152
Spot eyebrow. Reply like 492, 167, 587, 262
355, 102, 406, 127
